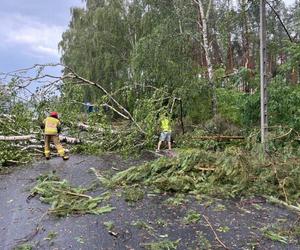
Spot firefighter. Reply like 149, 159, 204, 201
41, 112, 69, 160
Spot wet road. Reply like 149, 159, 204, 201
0, 154, 299, 250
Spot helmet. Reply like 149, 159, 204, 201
50, 111, 58, 118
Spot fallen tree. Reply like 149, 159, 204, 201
99, 147, 300, 206
191, 135, 244, 141
0, 133, 79, 166
0, 135, 36, 141
0, 135, 81, 144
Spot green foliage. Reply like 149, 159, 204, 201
141, 239, 181, 250
35, 0, 300, 142
103, 221, 115, 231
262, 228, 288, 244
163, 194, 187, 206
240, 92, 260, 128
131, 16, 194, 91
242, 82, 300, 130
32, 172, 115, 216
0, 102, 35, 166
122, 185, 144, 202
280, 43, 300, 73
0, 142, 31, 166
216, 226, 230, 233
183, 210, 201, 224
131, 219, 157, 237
195, 231, 211, 250
13, 244, 33, 250
131, 220, 154, 231
60, 1, 131, 101
106, 149, 213, 192
290, 225, 300, 238
217, 89, 244, 125
102, 143, 300, 204
175, 80, 212, 123
44, 231, 58, 241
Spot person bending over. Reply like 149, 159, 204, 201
41, 111, 69, 160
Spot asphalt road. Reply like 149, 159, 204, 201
0, 154, 299, 250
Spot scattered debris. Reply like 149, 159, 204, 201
31, 172, 115, 216
183, 210, 201, 225
262, 228, 288, 244
141, 239, 181, 250
202, 215, 229, 249
101, 148, 300, 206
75, 236, 85, 244
103, 221, 115, 231
122, 185, 144, 202
44, 231, 58, 241
13, 244, 33, 250
14, 225, 41, 245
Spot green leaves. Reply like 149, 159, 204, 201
183, 210, 201, 224
141, 239, 181, 250
262, 228, 288, 244
32, 173, 115, 217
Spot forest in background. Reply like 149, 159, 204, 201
1, 0, 300, 206
58, 0, 300, 122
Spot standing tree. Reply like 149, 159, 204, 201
194, 0, 217, 115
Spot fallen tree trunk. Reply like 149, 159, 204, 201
0, 135, 36, 141
59, 135, 81, 144
191, 135, 244, 141
17, 144, 69, 153
0, 114, 16, 120
0, 134, 81, 144
77, 122, 112, 134
63, 67, 146, 135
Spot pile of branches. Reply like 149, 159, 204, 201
102, 147, 300, 206
0, 112, 38, 165
30, 172, 115, 216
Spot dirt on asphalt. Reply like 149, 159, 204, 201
0, 154, 299, 250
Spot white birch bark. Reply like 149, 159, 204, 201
195, 0, 217, 115
0, 135, 80, 144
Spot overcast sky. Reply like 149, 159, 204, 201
0, 0, 84, 73
0, 0, 296, 73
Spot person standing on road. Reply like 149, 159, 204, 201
41, 111, 69, 160
156, 112, 172, 152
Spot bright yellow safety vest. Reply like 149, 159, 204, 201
44, 117, 60, 135
161, 117, 171, 132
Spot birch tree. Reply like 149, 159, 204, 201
194, 0, 217, 115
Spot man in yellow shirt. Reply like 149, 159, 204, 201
41, 112, 69, 160
156, 113, 172, 152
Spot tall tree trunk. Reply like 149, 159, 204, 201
291, 67, 298, 84
195, 0, 217, 115
226, 34, 234, 73
241, 0, 250, 69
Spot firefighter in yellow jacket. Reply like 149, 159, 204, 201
41, 112, 69, 160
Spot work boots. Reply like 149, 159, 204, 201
62, 155, 69, 161
45, 155, 69, 161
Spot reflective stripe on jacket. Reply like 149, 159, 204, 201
44, 117, 60, 135
161, 117, 171, 132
